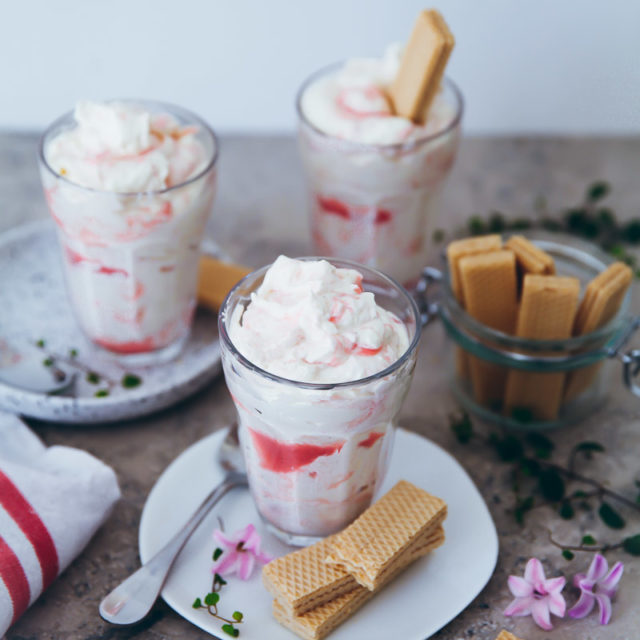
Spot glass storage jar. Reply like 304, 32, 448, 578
416, 234, 640, 430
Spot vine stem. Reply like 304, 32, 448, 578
547, 530, 623, 554
539, 460, 640, 513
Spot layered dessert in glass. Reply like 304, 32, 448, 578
297, 44, 462, 286
219, 256, 421, 544
39, 100, 218, 361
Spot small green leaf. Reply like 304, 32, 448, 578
509, 218, 533, 231
514, 496, 534, 525
582, 534, 597, 545
86, 371, 101, 384
587, 181, 610, 202
121, 373, 142, 389
538, 469, 565, 502
488, 212, 506, 232
520, 458, 541, 477
213, 547, 224, 561
573, 441, 605, 457
214, 573, 227, 586
43, 357, 54, 367
525, 432, 554, 459
491, 434, 524, 462
450, 412, 473, 444
94, 389, 109, 398
232, 611, 243, 622
623, 220, 640, 244
468, 216, 486, 236
192, 597, 202, 609
599, 502, 626, 529
432, 229, 445, 244
562, 549, 575, 561
36, 339, 46, 348
204, 592, 219, 606
221, 624, 239, 637
510, 407, 534, 424
559, 500, 575, 520
69, 348, 78, 358
622, 534, 640, 556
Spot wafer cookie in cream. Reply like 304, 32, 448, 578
504, 275, 580, 420
324, 480, 446, 590
458, 250, 518, 406
272, 528, 445, 640
506, 235, 555, 276
389, 9, 455, 124
565, 261, 632, 400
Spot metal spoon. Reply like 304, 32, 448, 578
0, 341, 75, 394
99, 424, 247, 625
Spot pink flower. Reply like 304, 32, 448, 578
504, 558, 566, 630
568, 553, 623, 625
211, 524, 272, 580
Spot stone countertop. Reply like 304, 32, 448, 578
1, 132, 640, 640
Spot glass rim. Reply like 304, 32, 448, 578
295, 61, 464, 152
440, 233, 631, 351
218, 256, 422, 390
38, 98, 219, 196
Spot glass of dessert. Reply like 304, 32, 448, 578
38, 100, 218, 362
296, 33, 462, 287
219, 256, 421, 545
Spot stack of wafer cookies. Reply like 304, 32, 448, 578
264, 480, 447, 640
446, 233, 632, 421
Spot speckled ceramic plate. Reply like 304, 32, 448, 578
139, 429, 499, 640
0, 221, 221, 424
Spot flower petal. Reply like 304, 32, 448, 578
238, 551, 255, 580
548, 591, 566, 618
257, 550, 273, 564
504, 596, 534, 617
600, 562, 624, 595
568, 591, 595, 619
213, 529, 234, 548
545, 576, 566, 594
212, 550, 240, 575
587, 553, 608, 582
531, 598, 553, 631
508, 576, 533, 598
243, 525, 262, 552
524, 558, 546, 590
595, 594, 612, 625
572, 572, 586, 588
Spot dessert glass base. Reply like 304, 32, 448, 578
95, 330, 190, 366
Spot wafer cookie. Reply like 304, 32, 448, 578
324, 480, 446, 590
272, 528, 445, 640
565, 262, 632, 400
447, 234, 502, 379
264, 522, 442, 616
504, 275, 580, 421
495, 632, 525, 640
458, 250, 518, 406
506, 235, 555, 277
389, 10, 455, 124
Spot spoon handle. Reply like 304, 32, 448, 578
99, 471, 246, 625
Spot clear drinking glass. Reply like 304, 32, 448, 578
297, 65, 463, 287
219, 258, 421, 545
38, 100, 218, 362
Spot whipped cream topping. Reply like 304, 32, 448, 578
45, 101, 208, 193
300, 44, 454, 145
229, 256, 410, 383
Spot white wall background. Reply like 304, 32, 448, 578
2, 0, 639, 134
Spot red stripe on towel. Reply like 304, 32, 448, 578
0, 536, 31, 623
0, 471, 59, 589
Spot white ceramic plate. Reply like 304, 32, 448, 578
0, 221, 221, 424
139, 428, 498, 640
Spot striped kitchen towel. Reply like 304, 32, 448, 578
0, 412, 120, 635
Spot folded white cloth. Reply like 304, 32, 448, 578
0, 412, 120, 635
